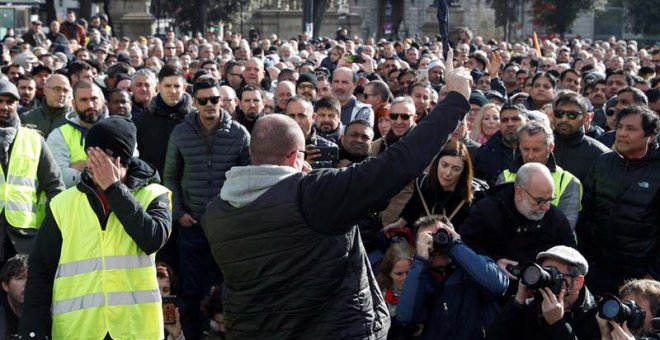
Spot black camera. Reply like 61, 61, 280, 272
509, 262, 564, 294
432, 229, 453, 251
598, 294, 646, 330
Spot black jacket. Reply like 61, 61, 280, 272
400, 175, 488, 230
19, 159, 172, 339
133, 93, 196, 177
164, 111, 250, 221
596, 130, 615, 148
460, 183, 576, 264
202, 92, 471, 339
486, 287, 600, 340
234, 109, 263, 133
472, 131, 517, 185
307, 130, 337, 169
553, 129, 609, 183
577, 144, 660, 283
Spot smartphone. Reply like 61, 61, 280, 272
316, 146, 339, 162
162, 296, 177, 325
345, 53, 364, 64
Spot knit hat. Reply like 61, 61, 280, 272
537, 246, 589, 275
0, 79, 20, 100
85, 116, 136, 166
297, 72, 318, 89
427, 59, 445, 71
469, 91, 488, 107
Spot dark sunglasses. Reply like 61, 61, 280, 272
553, 110, 582, 120
389, 113, 413, 121
605, 109, 616, 116
196, 96, 221, 105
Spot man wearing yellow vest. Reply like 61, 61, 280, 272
495, 120, 582, 230
46, 79, 107, 188
20, 116, 172, 340
0, 79, 64, 268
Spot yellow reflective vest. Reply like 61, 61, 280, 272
49, 183, 171, 340
0, 127, 44, 229
58, 123, 88, 164
502, 165, 582, 206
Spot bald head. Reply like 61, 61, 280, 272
250, 114, 305, 166
44, 74, 72, 108
515, 162, 553, 189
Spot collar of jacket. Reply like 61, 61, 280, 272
149, 92, 193, 120
614, 141, 660, 166
42, 102, 73, 117
337, 143, 370, 164
187, 108, 231, 133
554, 128, 586, 146
509, 152, 559, 173
314, 124, 342, 142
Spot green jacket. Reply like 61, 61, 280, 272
21, 103, 74, 137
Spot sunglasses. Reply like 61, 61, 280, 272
605, 109, 616, 116
196, 96, 221, 105
389, 113, 413, 121
553, 110, 582, 120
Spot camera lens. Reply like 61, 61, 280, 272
601, 299, 622, 319
522, 265, 542, 285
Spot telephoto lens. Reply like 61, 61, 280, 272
432, 229, 453, 251
598, 295, 646, 330
521, 263, 564, 294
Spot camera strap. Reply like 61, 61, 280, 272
416, 178, 465, 221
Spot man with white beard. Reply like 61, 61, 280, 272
459, 163, 575, 285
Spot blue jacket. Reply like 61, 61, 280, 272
396, 241, 509, 340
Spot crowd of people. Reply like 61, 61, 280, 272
0, 10, 659, 340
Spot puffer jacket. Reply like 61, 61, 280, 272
164, 111, 250, 221
553, 128, 609, 182
577, 143, 660, 280
133, 93, 196, 177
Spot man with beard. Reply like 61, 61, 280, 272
296, 72, 318, 103
16, 75, 39, 115
336, 119, 373, 168
164, 77, 250, 338
460, 163, 575, 288
22, 75, 75, 138
0, 79, 63, 268
235, 84, 265, 133
313, 96, 342, 144
551, 92, 609, 183
47, 80, 106, 188
584, 79, 608, 134
473, 103, 528, 185
273, 81, 295, 113
107, 89, 132, 118
285, 96, 337, 169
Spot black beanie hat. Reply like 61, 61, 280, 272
297, 72, 318, 89
85, 116, 136, 166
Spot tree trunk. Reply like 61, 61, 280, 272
46, 0, 57, 24
312, 0, 327, 39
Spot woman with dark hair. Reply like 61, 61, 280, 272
385, 142, 488, 231
525, 71, 557, 110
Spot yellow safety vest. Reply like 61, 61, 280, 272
0, 127, 44, 229
58, 123, 88, 163
502, 165, 582, 206
50, 183, 171, 340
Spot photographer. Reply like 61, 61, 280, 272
486, 246, 600, 340
597, 279, 660, 340
396, 215, 509, 340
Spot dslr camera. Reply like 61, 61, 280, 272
598, 294, 646, 330
432, 229, 453, 252
507, 262, 564, 294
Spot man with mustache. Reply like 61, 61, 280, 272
47, 80, 106, 188
551, 92, 609, 183
473, 103, 528, 185
460, 163, 575, 289
313, 96, 342, 144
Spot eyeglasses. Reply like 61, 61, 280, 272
553, 110, 582, 120
519, 186, 556, 206
389, 113, 413, 121
196, 96, 221, 105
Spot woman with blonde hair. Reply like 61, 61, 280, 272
469, 103, 501, 144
